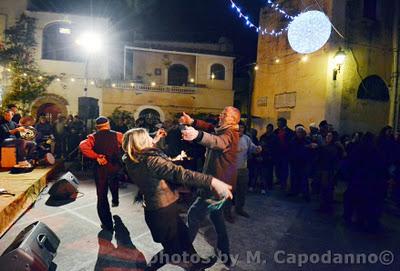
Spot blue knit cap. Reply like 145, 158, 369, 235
95, 116, 109, 125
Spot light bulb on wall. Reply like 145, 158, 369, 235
334, 48, 346, 67
333, 47, 346, 80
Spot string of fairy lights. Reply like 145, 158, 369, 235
229, 0, 337, 57
2, 68, 101, 87
229, 0, 296, 36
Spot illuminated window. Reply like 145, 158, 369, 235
210, 64, 225, 80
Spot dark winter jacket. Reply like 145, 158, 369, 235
259, 132, 278, 162
123, 148, 212, 211
274, 127, 295, 158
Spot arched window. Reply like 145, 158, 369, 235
210, 63, 225, 80
139, 108, 161, 131
357, 75, 389, 101
42, 22, 82, 62
139, 108, 160, 120
168, 64, 188, 86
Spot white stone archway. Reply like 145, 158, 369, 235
134, 105, 165, 122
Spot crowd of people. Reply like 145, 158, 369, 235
245, 118, 400, 232
0, 104, 87, 168
2, 103, 399, 270
118, 113, 400, 234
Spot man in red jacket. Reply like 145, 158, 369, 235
80, 116, 123, 231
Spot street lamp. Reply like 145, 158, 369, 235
75, 32, 103, 54
334, 47, 346, 68
333, 47, 346, 80
75, 31, 103, 96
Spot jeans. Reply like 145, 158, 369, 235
2, 138, 36, 162
319, 170, 335, 210
260, 160, 274, 190
55, 134, 66, 158
290, 164, 309, 196
275, 157, 289, 190
248, 161, 261, 189
188, 196, 230, 255
235, 168, 249, 209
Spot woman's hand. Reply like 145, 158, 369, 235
153, 128, 167, 144
211, 177, 233, 200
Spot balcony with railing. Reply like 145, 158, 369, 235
106, 81, 201, 94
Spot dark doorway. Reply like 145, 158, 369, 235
357, 75, 389, 101
37, 103, 62, 123
139, 109, 160, 122
168, 64, 188, 86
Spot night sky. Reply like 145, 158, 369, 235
28, 0, 265, 68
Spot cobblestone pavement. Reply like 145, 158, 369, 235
1, 172, 399, 271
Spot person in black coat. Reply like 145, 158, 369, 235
122, 128, 232, 270
273, 118, 295, 191
8, 104, 21, 124
343, 132, 387, 232
288, 125, 311, 201
316, 131, 343, 212
258, 124, 278, 192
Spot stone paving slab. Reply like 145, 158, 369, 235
0, 174, 399, 271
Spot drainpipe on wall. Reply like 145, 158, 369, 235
391, 0, 400, 131
246, 69, 255, 129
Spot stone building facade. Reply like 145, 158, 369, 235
252, 0, 399, 134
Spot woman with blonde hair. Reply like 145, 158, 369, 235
122, 128, 232, 270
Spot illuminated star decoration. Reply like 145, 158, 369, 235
288, 10, 332, 54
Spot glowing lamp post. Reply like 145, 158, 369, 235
75, 32, 103, 96
75, 32, 102, 54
